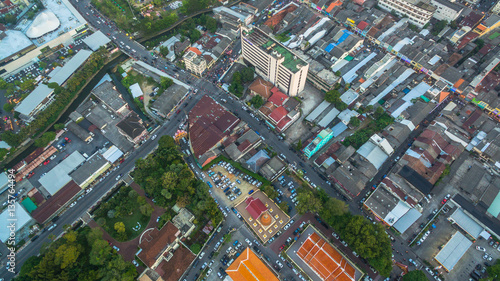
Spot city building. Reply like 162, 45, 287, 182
48, 49, 93, 86
183, 48, 207, 75
14, 146, 58, 182
287, 228, 358, 281
235, 190, 290, 243
38, 151, 86, 196
226, 248, 279, 281
224, 129, 262, 161
430, 0, 463, 21
31, 180, 82, 224
66, 121, 93, 143
377, 0, 435, 27
91, 81, 129, 116
188, 95, 241, 167
155, 35, 180, 62
259, 156, 287, 181
15, 84, 55, 122
303, 128, 335, 158
116, 112, 148, 145
0, 202, 33, 243
150, 84, 189, 118
248, 77, 274, 99
241, 27, 309, 96
136, 221, 195, 281
70, 153, 110, 189
83, 31, 112, 51
434, 231, 472, 272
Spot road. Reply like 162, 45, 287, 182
0, 91, 206, 280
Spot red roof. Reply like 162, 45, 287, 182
457, 32, 479, 50
245, 197, 267, 219
269, 106, 288, 123
268, 88, 288, 106
187, 47, 202, 55
138, 222, 180, 268
189, 95, 239, 158
31, 181, 81, 224
357, 21, 369, 30
297, 232, 355, 281
276, 116, 292, 132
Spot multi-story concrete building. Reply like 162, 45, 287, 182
241, 27, 309, 97
183, 48, 207, 76
430, 0, 463, 21
378, 0, 436, 27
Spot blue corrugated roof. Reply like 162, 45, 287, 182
325, 43, 335, 52
331, 122, 348, 137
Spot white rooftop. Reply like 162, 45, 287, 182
435, 231, 472, 271
129, 83, 144, 98
0, 202, 32, 243
49, 49, 93, 85
39, 151, 85, 195
101, 145, 123, 163
83, 31, 111, 51
15, 84, 54, 117
0, 30, 33, 61
26, 10, 61, 39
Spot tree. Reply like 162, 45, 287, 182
3, 102, 15, 112
487, 259, 500, 280
160, 77, 173, 90
159, 46, 169, 57
47, 82, 60, 89
278, 201, 290, 214
139, 204, 154, 217
0, 78, 8, 89
240, 67, 255, 83
374, 106, 385, 118
349, 116, 360, 127
296, 189, 323, 215
335, 70, 341, 76
189, 29, 201, 43
39, 61, 48, 69
324, 90, 347, 110
161, 189, 172, 199
261, 185, 279, 200
296, 139, 302, 150
320, 198, 348, 225
114, 222, 125, 234
432, 20, 448, 36
249, 95, 264, 108
402, 270, 428, 281
96, 217, 106, 226
53, 123, 65, 130
34, 131, 56, 147
190, 243, 201, 254
205, 17, 217, 33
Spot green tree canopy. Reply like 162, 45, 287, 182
402, 270, 429, 281
349, 116, 360, 127
249, 95, 264, 108
34, 131, 56, 148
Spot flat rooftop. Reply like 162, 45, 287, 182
245, 28, 307, 73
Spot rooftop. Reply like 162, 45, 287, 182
31, 180, 81, 224
38, 151, 86, 195
91, 81, 127, 113
138, 221, 180, 268
244, 27, 307, 73
49, 50, 93, 86
15, 84, 54, 117
248, 77, 274, 99
226, 248, 279, 281
434, 231, 472, 271
0, 202, 32, 242
116, 112, 147, 140
83, 31, 111, 51
70, 153, 109, 186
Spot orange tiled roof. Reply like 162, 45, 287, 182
325, 0, 342, 13
297, 232, 355, 281
187, 47, 202, 55
453, 79, 465, 89
226, 248, 279, 281
438, 91, 449, 103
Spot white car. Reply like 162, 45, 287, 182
113, 246, 120, 251
132, 260, 139, 267
245, 238, 253, 246
151, 134, 157, 140
70, 202, 77, 208
476, 246, 486, 251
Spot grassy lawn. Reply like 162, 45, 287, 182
94, 185, 153, 241
104, 211, 150, 241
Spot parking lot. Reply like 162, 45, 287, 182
205, 161, 263, 208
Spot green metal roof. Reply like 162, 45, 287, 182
260, 40, 306, 73
420, 95, 430, 102
345, 56, 354, 61
21, 197, 37, 213
489, 32, 500, 39
488, 192, 500, 217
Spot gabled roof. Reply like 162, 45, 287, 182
138, 222, 180, 268
245, 197, 268, 220
249, 77, 274, 99
268, 87, 288, 106
269, 106, 288, 123
226, 248, 279, 281
116, 112, 146, 139
297, 232, 355, 281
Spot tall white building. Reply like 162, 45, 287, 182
183, 49, 207, 76
430, 0, 463, 21
241, 27, 309, 97
378, 0, 436, 27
